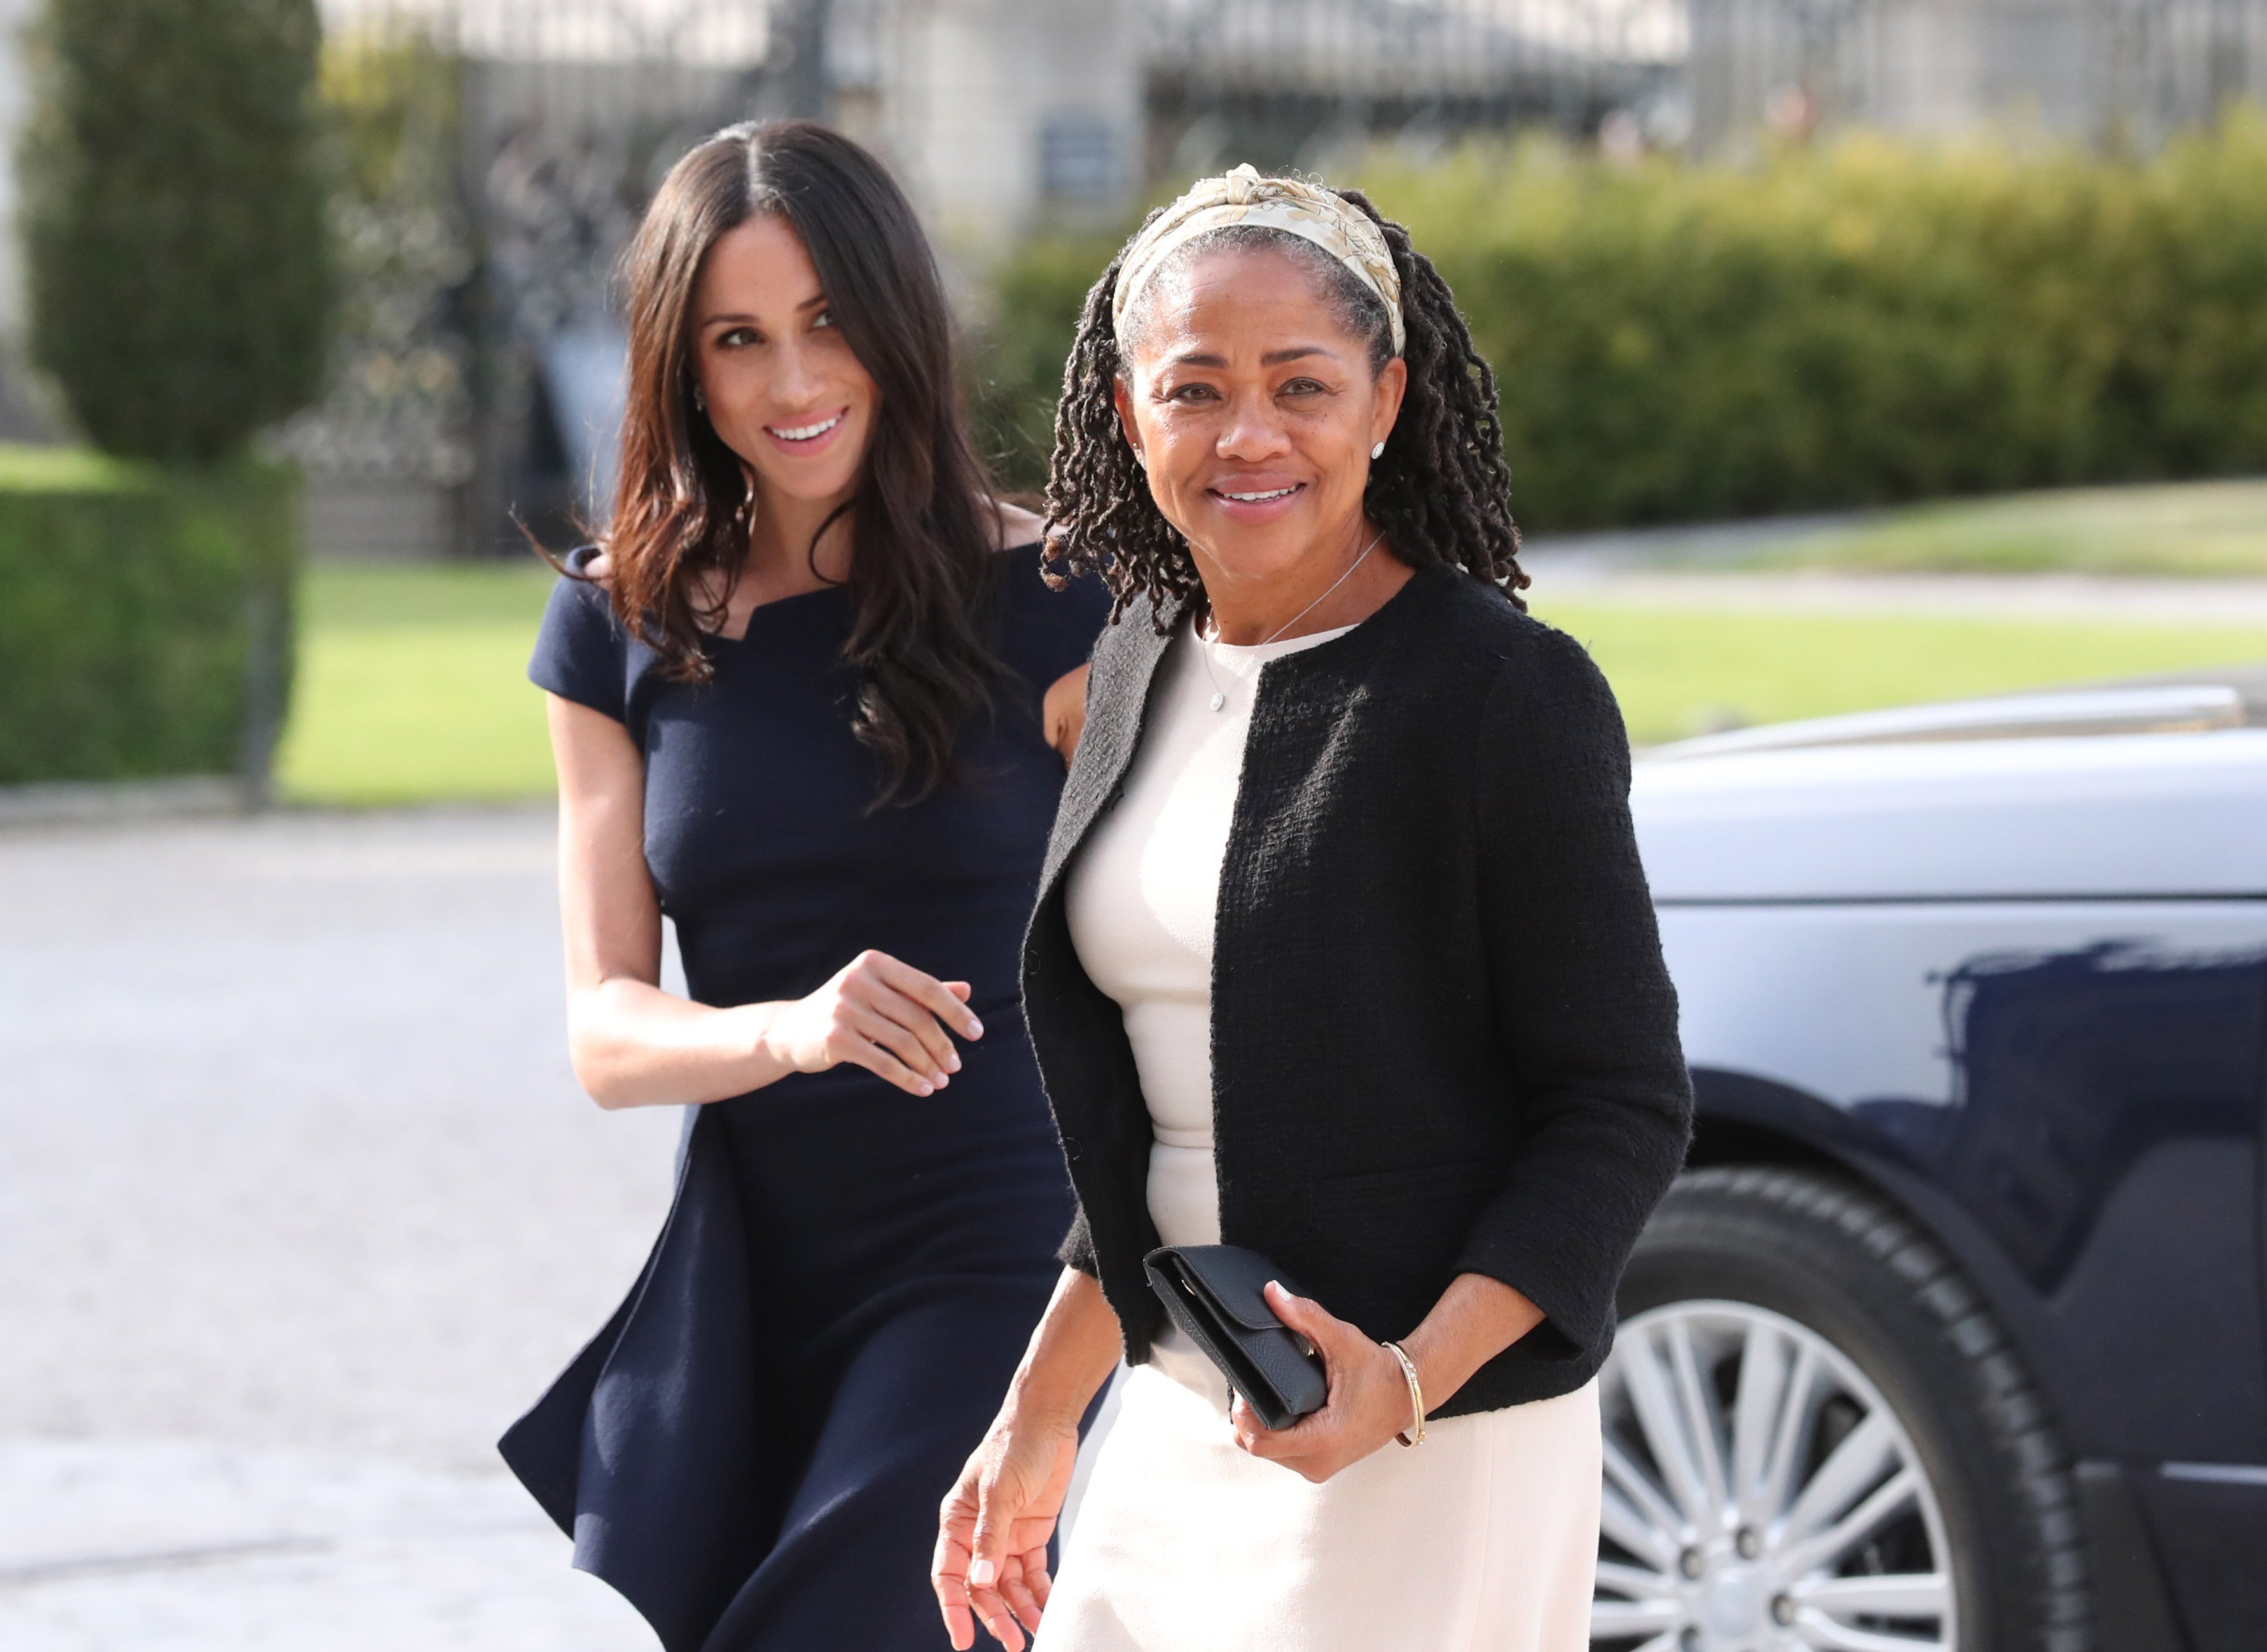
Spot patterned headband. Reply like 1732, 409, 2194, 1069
1111, 163, 1405, 356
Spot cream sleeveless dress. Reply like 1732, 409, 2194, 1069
1042, 616, 1602, 1652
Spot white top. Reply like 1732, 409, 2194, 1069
1065, 614, 1354, 1252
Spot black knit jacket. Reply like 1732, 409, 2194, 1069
1021, 564, 1695, 1418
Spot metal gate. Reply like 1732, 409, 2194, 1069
288, 0, 2267, 559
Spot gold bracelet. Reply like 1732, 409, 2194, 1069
1383, 1340, 1426, 1447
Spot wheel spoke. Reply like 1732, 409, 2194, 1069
1780, 1412, 1898, 1547
1621, 1325, 1719, 1531
1667, 1317, 1733, 1516
1608, 1634, 1681, 1652
1602, 1436, 1687, 1558
1589, 1597, 1685, 1637
1794, 1571, 1951, 1621
1729, 1318, 1790, 1512
1780, 1468, 1918, 1579
1601, 1485, 1682, 1574
1594, 1558, 1677, 1600
1759, 1343, 1822, 1521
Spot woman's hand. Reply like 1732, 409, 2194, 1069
1230, 1280, 1421, 1483
933, 1406, 1079, 1651
934, 1269, 1122, 1651
763, 949, 983, 1097
1234, 1272, 1549, 1481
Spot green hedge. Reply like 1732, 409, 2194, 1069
967, 116, 2267, 530
966, 233, 1127, 494
0, 447, 300, 787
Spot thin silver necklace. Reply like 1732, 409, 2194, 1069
1196, 529, 1384, 713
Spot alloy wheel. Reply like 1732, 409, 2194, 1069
1591, 1299, 1958, 1652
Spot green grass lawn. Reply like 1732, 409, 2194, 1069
276, 562, 560, 805
277, 561, 2267, 805
1534, 600, 2267, 745
1751, 478, 2267, 577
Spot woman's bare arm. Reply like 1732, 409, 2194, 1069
1042, 665, 1090, 765
550, 693, 983, 1108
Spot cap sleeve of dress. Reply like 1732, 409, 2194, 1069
528, 547, 633, 725
997, 541, 1113, 690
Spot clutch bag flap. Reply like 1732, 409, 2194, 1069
1142, 1243, 1328, 1431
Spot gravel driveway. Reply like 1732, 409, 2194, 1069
0, 805, 683, 1649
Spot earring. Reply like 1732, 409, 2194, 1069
1371, 441, 1385, 459
693, 385, 707, 412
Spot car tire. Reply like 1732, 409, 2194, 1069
1593, 1163, 2093, 1652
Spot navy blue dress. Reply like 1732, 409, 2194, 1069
501, 543, 1109, 1652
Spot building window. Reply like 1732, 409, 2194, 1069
1040, 113, 1123, 204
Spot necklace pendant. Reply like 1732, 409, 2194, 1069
1209, 691, 1227, 712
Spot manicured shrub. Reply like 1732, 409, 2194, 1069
967, 118, 2267, 532
21, 0, 330, 464
0, 448, 298, 786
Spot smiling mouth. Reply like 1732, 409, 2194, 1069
1214, 484, 1303, 504
767, 410, 845, 443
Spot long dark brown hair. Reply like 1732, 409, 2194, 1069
1043, 184, 1525, 623
596, 120, 1001, 803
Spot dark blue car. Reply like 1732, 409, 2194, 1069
1591, 674, 2267, 1652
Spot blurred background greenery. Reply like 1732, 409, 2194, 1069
157, 115, 2267, 801
10, 0, 2267, 808
966, 120, 2267, 527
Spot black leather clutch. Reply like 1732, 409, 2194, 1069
1142, 1243, 1329, 1431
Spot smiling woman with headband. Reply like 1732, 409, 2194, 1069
929, 165, 1694, 1652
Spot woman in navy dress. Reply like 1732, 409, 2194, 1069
498, 122, 1109, 1652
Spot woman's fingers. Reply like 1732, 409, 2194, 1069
841, 1015, 943, 1096
833, 952, 985, 1086
997, 1555, 1048, 1641
872, 952, 985, 1041
933, 1485, 981, 1650
969, 1573, 1027, 1652
860, 984, 964, 1079
836, 957, 957, 1080
934, 1559, 978, 1650
966, 1480, 1028, 1650
1236, 1398, 1348, 1483
847, 1004, 953, 1089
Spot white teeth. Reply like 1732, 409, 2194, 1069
770, 412, 843, 441
1223, 487, 1297, 503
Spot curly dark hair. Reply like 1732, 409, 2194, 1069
1041, 183, 1526, 625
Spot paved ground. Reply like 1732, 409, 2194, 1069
0, 805, 681, 1648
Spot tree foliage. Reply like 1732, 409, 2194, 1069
23, 0, 331, 464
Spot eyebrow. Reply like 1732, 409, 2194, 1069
1168, 345, 1334, 368
700, 293, 828, 327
